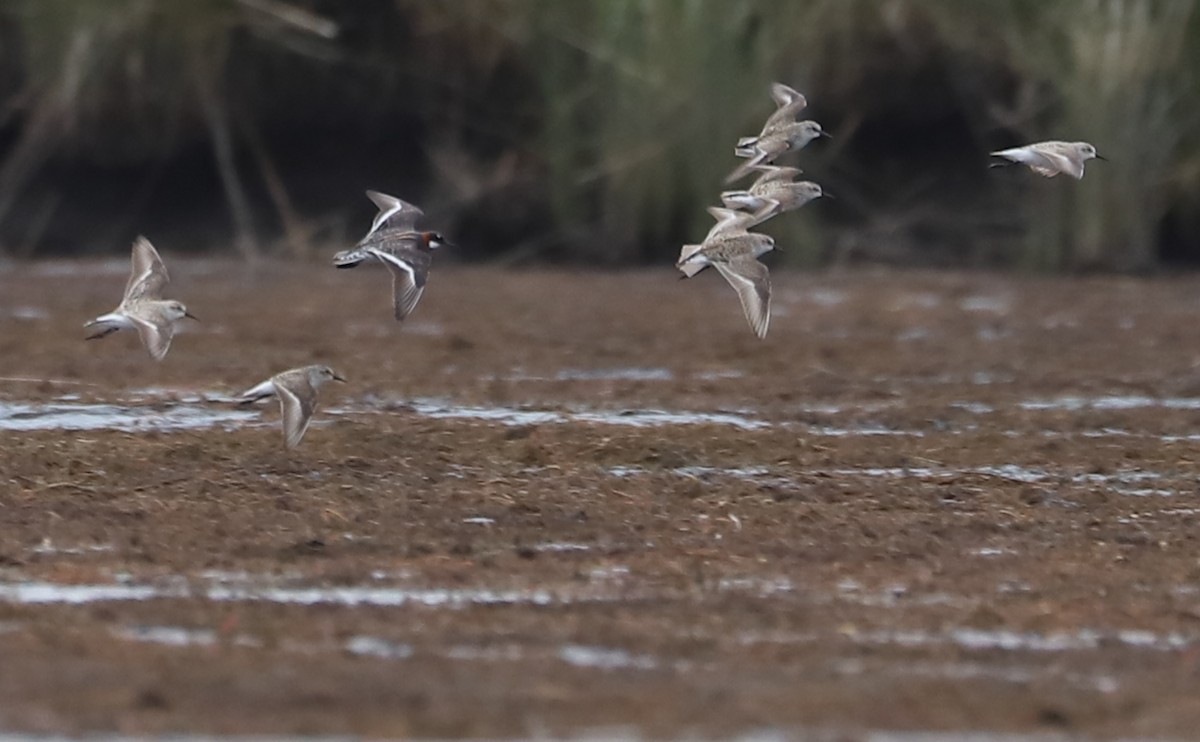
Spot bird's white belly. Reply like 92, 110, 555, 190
90, 312, 137, 331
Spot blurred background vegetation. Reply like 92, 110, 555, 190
0, 0, 1197, 270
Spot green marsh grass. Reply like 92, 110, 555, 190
1, 0, 1198, 269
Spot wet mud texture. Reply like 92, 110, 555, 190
4, 260, 1200, 738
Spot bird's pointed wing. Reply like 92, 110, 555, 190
704, 207, 751, 240
725, 149, 770, 184
714, 258, 771, 339
365, 191, 424, 236
751, 199, 782, 223
769, 82, 806, 109
752, 165, 802, 187
726, 137, 790, 184
129, 313, 174, 361
761, 84, 808, 133
276, 378, 316, 448
371, 248, 430, 321
1034, 148, 1084, 179
705, 204, 776, 240
124, 237, 170, 302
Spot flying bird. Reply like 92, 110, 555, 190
726, 120, 829, 184
677, 205, 778, 339
989, 141, 1105, 179
720, 165, 826, 217
743, 82, 809, 143
237, 364, 346, 448
332, 191, 449, 321
83, 236, 197, 361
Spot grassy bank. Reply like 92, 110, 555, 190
0, 0, 1197, 269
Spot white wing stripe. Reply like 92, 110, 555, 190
368, 249, 415, 276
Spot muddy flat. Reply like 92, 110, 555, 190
3, 259, 1200, 739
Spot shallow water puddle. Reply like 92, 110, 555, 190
1019, 395, 1200, 411
346, 640, 664, 670
835, 658, 1119, 694
345, 635, 414, 659
607, 463, 1179, 496
498, 367, 676, 382
558, 644, 660, 670
959, 295, 1012, 313
403, 398, 770, 430
0, 399, 256, 432
804, 424, 925, 438
741, 626, 1197, 653
113, 624, 262, 649
0, 571, 966, 610
8, 386, 1200, 440
111, 622, 665, 671
853, 627, 1196, 652
0, 394, 772, 433
3, 564, 781, 607
0, 579, 571, 607
533, 542, 592, 553
29, 539, 115, 556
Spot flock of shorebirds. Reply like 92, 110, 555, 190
81, 82, 1105, 449
674, 82, 1105, 340
83, 191, 446, 448
676, 83, 830, 340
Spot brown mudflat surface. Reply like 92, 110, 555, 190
3, 259, 1200, 739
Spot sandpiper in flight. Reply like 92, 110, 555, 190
332, 191, 449, 322
744, 83, 809, 142
989, 141, 1105, 180
726, 120, 829, 184
237, 364, 346, 448
720, 164, 826, 217
83, 236, 197, 361
677, 205, 777, 339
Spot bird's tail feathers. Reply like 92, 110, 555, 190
735, 136, 759, 154
720, 190, 764, 211
235, 380, 276, 405
676, 246, 709, 278
332, 248, 371, 268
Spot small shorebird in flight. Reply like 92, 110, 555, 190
83, 236, 197, 361
720, 165, 826, 217
989, 141, 1105, 179
752, 82, 809, 139
237, 364, 346, 449
677, 205, 777, 339
727, 120, 829, 184
332, 191, 449, 322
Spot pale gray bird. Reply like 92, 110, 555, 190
749, 82, 809, 140
83, 236, 197, 361
702, 204, 778, 241
989, 141, 1105, 179
677, 209, 777, 340
720, 165, 825, 216
332, 191, 449, 321
727, 120, 829, 184
237, 364, 347, 448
